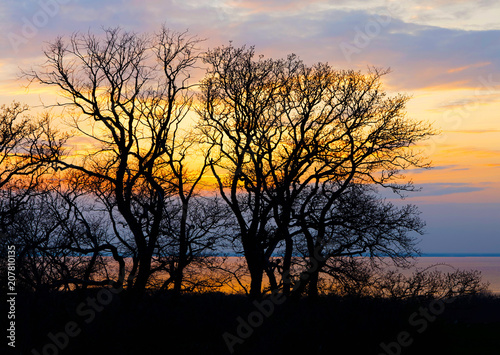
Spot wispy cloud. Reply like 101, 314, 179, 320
447, 61, 491, 73
415, 182, 485, 196
407, 164, 461, 174
445, 129, 500, 134
1, 1, 499, 94
439, 146, 500, 157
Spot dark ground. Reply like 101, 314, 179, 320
4, 290, 500, 355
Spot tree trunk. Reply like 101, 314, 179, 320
173, 201, 188, 294
265, 263, 278, 292
172, 262, 185, 295
133, 253, 152, 294
172, 254, 187, 295
282, 236, 293, 296
307, 269, 319, 298
245, 250, 264, 298
249, 267, 263, 299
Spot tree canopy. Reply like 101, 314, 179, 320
1, 27, 442, 299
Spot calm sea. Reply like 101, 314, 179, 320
103, 255, 500, 294
412, 256, 500, 294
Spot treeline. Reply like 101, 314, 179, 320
0, 27, 488, 299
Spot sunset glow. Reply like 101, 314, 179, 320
1, 0, 499, 254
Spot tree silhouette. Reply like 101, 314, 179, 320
24, 27, 209, 295
198, 44, 436, 297
0, 102, 64, 190
292, 183, 425, 298
0, 102, 68, 291
4, 177, 122, 291
13, 30, 444, 300
198, 45, 296, 297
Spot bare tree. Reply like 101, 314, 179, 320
0, 102, 65, 232
374, 267, 489, 299
24, 27, 204, 295
154, 194, 233, 294
0, 102, 64, 189
0, 103, 66, 292
291, 183, 424, 298
198, 44, 436, 297
319, 261, 489, 299
5, 178, 122, 292
197, 45, 299, 297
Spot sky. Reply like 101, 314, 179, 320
0, 0, 499, 254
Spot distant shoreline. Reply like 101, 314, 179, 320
218, 253, 500, 258
420, 253, 500, 257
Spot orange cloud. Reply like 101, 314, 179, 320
445, 129, 500, 134
447, 61, 491, 74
